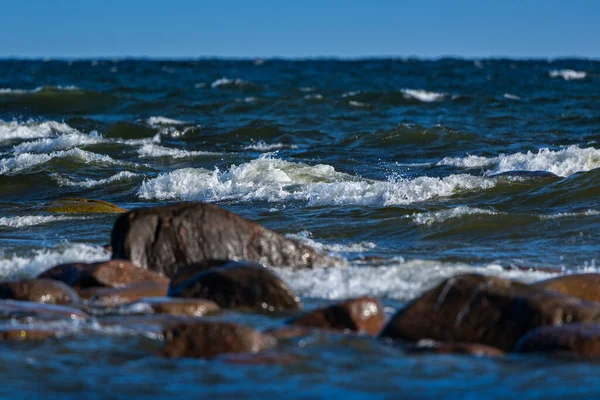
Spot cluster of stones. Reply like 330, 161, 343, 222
3, 201, 600, 361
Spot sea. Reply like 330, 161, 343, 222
0, 58, 599, 399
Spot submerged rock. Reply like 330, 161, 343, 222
287, 296, 385, 335
534, 274, 600, 304
38, 260, 169, 289
515, 323, 600, 357
111, 202, 340, 277
169, 264, 302, 312
379, 274, 600, 351
0, 279, 79, 304
0, 300, 88, 320
131, 297, 220, 317
162, 322, 276, 359
43, 198, 126, 213
90, 282, 169, 306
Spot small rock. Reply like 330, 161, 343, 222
91, 282, 168, 306
288, 296, 385, 335
515, 323, 600, 356
168, 264, 302, 312
44, 198, 126, 213
39, 260, 169, 289
162, 322, 276, 359
131, 297, 220, 317
534, 274, 600, 304
406, 340, 505, 356
379, 273, 600, 351
111, 202, 341, 277
0, 279, 79, 304
0, 300, 87, 320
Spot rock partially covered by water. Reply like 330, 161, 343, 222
0, 327, 60, 341
287, 296, 385, 335
131, 297, 220, 317
515, 323, 600, 357
111, 202, 339, 277
534, 274, 600, 304
0, 300, 88, 320
43, 198, 127, 213
169, 264, 302, 312
90, 282, 169, 306
379, 274, 600, 351
162, 322, 276, 359
38, 260, 169, 289
0, 279, 79, 304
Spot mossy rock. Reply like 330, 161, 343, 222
44, 198, 127, 214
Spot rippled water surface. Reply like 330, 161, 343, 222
0, 59, 599, 398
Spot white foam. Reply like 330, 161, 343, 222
137, 154, 496, 205
342, 90, 361, 98
0, 85, 79, 94
244, 140, 298, 151
349, 100, 369, 108
286, 231, 377, 254
0, 244, 109, 280
53, 171, 140, 188
12, 132, 101, 154
503, 93, 521, 100
211, 77, 249, 88
304, 93, 324, 100
402, 89, 446, 102
146, 116, 185, 126
549, 69, 587, 80
137, 143, 216, 159
437, 145, 600, 177
538, 209, 600, 220
0, 148, 134, 175
274, 259, 556, 301
0, 120, 76, 142
0, 215, 84, 228
412, 206, 499, 226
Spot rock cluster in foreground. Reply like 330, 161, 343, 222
2, 201, 600, 361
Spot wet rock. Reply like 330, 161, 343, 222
0, 327, 59, 341
97, 314, 198, 333
0, 300, 88, 320
162, 322, 276, 359
534, 274, 600, 304
131, 297, 220, 317
489, 170, 559, 180
111, 202, 340, 277
406, 340, 505, 356
0, 279, 79, 304
44, 198, 126, 213
91, 282, 168, 306
38, 260, 169, 289
287, 296, 385, 335
515, 323, 600, 356
169, 260, 239, 287
379, 274, 600, 351
264, 325, 315, 340
169, 264, 301, 312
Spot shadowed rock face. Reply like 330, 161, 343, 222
111, 202, 341, 277
162, 322, 276, 359
379, 274, 600, 351
0, 279, 79, 305
169, 264, 302, 312
515, 323, 600, 357
288, 296, 385, 335
534, 274, 600, 304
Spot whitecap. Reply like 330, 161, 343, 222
137, 143, 217, 159
146, 116, 185, 126
348, 100, 369, 108
549, 69, 586, 80
304, 93, 324, 100
538, 209, 600, 220
412, 206, 499, 226
12, 132, 101, 154
0, 215, 85, 228
402, 89, 446, 102
53, 171, 141, 188
244, 140, 298, 151
503, 93, 521, 100
286, 231, 376, 254
210, 77, 250, 88
0, 120, 76, 142
0, 85, 79, 94
342, 90, 361, 98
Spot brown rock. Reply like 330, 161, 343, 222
264, 325, 315, 340
515, 323, 600, 357
379, 273, 600, 351
90, 282, 168, 306
162, 322, 276, 359
406, 341, 505, 357
169, 260, 241, 287
288, 296, 385, 335
0, 279, 79, 304
534, 274, 600, 304
44, 198, 127, 214
168, 264, 301, 312
132, 297, 220, 317
0, 300, 88, 320
111, 202, 341, 277
38, 259, 169, 289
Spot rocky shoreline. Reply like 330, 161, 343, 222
1, 199, 600, 360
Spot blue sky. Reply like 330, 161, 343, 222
1, 0, 598, 58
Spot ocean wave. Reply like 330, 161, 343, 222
0, 85, 80, 94
401, 89, 446, 102
53, 171, 141, 188
411, 206, 499, 226
274, 259, 555, 301
211, 77, 253, 89
437, 145, 600, 177
137, 143, 217, 159
0, 120, 77, 142
549, 69, 587, 80
0, 215, 85, 228
0, 148, 134, 175
538, 209, 600, 220
285, 231, 377, 254
0, 243, 109, 279
11, 132, 102, 154
145, 116, 185, 126
137, 154, 495, 206
243, 140, 298, 151
503, 93, 521, 100
348, 100, 370, 108
304, 93, 324, 100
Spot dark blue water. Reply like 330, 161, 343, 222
0, 58, 599, 398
